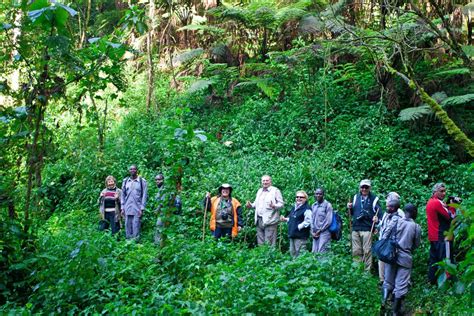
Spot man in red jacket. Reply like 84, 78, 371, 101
426, 182, 455, 285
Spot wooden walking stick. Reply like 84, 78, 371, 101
363, 207, 380, 266
202, 196, 209, 242
278, 221, 283, 251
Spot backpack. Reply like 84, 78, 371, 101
123, 176, 144, 201
329, 211, 343, 241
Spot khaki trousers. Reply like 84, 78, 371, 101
289, 238, 307, 257
257, 217, 278, 246
351, 231, 373, 271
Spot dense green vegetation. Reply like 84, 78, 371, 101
1, 0, 473, 314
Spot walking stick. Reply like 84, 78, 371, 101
278, 221, 283, 251
347, 199, 352, 252
363, 207, 380, 267
202, 196, 209, 242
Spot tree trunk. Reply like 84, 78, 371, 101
387, 66, 474, 157
146, 0, 156, 112
79, 0, 91, 48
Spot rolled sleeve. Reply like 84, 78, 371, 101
274, 188, 284, 210
298, 209, 312, 230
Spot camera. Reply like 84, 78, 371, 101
447, 196, 462, 204
357, 210, 368, 221
221, 211, 229, 221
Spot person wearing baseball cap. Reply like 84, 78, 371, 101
347, 179, 381, 271
204, 183, 244, 239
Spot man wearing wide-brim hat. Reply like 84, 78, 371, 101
204, 183, 244, 239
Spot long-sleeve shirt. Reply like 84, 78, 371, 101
382, 215, 421, 268
426, 196, 453, 241
379, 208, 404, 240
252, 186, 284, 226
286, 202, 311, 239
121, 176, 148, 216
311, 200, 333, 233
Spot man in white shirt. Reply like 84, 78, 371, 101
246, 175, 284, 246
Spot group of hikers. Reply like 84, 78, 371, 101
99, 165, 459, 315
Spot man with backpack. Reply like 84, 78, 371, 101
311, 188, 334, 253
347, 179, 381, 271
121, 165, 148, 239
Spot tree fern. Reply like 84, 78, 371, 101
399, 105, 432, 121
177, 24, 224, 35
173, 48, 204, 66
431, 91, 448, 104
299, 15, 322, 34
187, 79, 213, 94
441, 94, 474, 107
234, 78, 279, 100
431, 68, 471, 79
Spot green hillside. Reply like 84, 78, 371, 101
1, 0, 473, 314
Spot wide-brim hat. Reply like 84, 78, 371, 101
218, 183, 233, 194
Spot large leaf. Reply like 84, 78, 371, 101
461, 45, 474, 58
398, 105, 432, 121
235, 78, 279, 100
173, 48, 204, 66
441, 94, 474, 107
431, 91, 448, 104
432, 68, 471, 78
298, 15, 322, 34
177, 24, 224, 35
187, 80, 213, 94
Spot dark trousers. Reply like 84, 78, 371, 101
428, 241, 453, 284
213, 227, 232, 239
104, 211, 120, 234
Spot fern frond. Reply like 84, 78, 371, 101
234, 81, 257, 89
177, 24, 224, 35
275, 8, 306, 25
187, 79, 213, 94
173, 48, 204, 66
399, 105, 432, 121
441, 94, 474, 107
212, 7, 251, 26
461, 45, 474, 58
432, 68, 471, 78
431, 91, 448, 104
234, 78, 279, 100
211, 44, 228, 58
298, 15, 323, 34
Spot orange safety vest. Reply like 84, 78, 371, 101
209, 196, 241, 237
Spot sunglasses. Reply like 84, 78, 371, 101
360, 185, 370, 189
296, 196, 306, 199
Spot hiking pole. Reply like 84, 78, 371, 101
202, 196, 209, 242
368, 207, 380, 244
347, 199, 352, 252
278, 221, 283, 251
363, 207, 380, 266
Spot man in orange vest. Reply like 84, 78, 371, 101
205, 184, 244, 239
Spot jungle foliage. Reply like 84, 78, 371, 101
1, 0, 473, 314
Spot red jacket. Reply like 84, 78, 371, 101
426, 196, 452, 242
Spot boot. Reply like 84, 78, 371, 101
381, 288, 391, 307
392, 296, 404, 316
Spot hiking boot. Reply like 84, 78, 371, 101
392, 296, 404, 316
